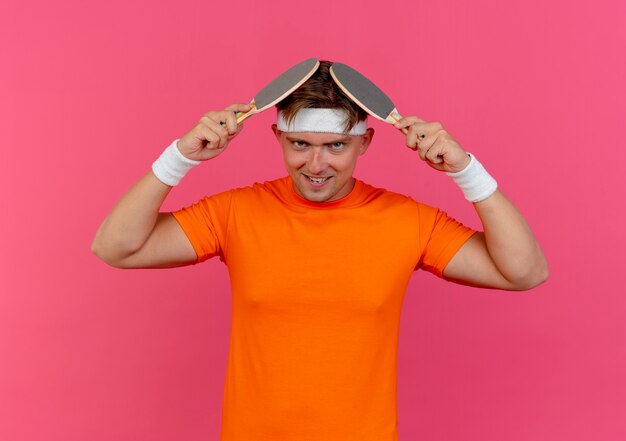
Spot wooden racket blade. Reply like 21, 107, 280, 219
330, 62, 408, 134
235, 58, 320, 124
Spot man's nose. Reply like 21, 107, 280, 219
307, 147, 327, 174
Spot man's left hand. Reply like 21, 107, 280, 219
394, 117, 470, 173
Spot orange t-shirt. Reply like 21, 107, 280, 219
172, 176, 476, 441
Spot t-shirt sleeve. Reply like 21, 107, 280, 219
416, 203, 478, 278
170, 190, 234, 264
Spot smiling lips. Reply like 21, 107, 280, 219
303, 174, 332, 185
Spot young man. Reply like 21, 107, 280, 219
92, 61, 548, 440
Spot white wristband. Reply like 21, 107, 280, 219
152, 139, 201, 186
446, 153, 498, 202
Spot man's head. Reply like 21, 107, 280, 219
272, 61, 375, 203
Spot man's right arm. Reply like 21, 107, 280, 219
91, 103, 250, 269
91, 171, 196, 268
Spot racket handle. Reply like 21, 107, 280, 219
235, 101, 256, 124
390, 111, 409, 135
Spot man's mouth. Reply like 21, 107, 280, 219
304, 174, 331, 185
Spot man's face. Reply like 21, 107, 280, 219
272, 125, 374, 202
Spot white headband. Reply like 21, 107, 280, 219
277, 108, 368, 135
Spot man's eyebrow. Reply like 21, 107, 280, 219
328, 136, 352, 143
285, 136, 306, 142
285, 135, 352, 143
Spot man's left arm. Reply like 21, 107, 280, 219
443, 189, 549, 291
394, 117, 549, 291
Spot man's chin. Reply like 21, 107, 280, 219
298, 189, 332, 202
293, 175, 335, 202
292, 182, 335, 202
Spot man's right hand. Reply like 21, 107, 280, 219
177, 103, 251, 161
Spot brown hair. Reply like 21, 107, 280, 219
276, 60, 368, 132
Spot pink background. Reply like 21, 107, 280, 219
1, 0, 625, 440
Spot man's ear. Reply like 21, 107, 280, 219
271, 124, 281, 140
359, 128, 375, 155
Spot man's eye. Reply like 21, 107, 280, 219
330, 142, 345, 150
293, 141, 307, 148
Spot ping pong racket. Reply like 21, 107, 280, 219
234, 58, 320, 124
329, 62, 410, 135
